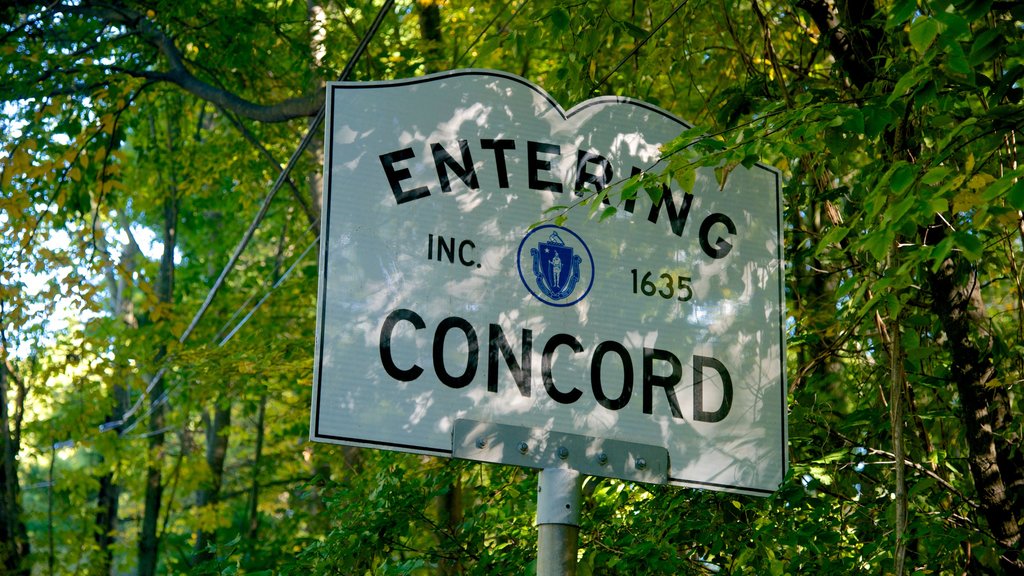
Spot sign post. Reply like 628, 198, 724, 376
312, 69, 787, 567
537, 468, 581, 576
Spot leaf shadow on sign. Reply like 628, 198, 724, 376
314, 71, 785, 493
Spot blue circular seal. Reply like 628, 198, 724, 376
516, 225, 595, 307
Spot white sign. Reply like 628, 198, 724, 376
311, 70, 786, 495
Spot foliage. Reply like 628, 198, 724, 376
1, 0, 1023, 574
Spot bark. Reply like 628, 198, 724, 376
94, 225, 139, 574
930, 256, 1022, 571
418, 0, 444, 72
798, 1, 1023, 569
0, 360, 29, 576
246, 397, 267, 542
93, 451, 121, 573
437, 478, 464, 576
138, 162, 180, 576
794, 0, 882, 90
307, 0, 327, 222
20, 1, 323, 122
193, 402, 232, 563
889, 308, 908, 575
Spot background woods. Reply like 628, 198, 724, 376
2, 0, 1023, 574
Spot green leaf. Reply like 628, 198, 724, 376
864, 105, 897, 139
674, 167, 695, 193
969, 28, 1004, 66
621, 21, 649, 40
959, 0, 994, 21
889, 0, 918, 26
890, 163, 916, 194
943, 39, 972, 76
889, 67, 925, 105
842, 108, 865, 135
886, 194, 916, 223
862, 229, 893, 261
932, 11, 968, 41
548, 7, 570, 33
980, 168, 1024, 201
587, 188, 610, 216
909, 18, 940, 54
1007, 181, 1024, 210
817, 225, 850, 254
991, 64, 1024, 104
921, 166, 952, 185
956, 232, 984, 261
645, 184, 664, 204
619, 175, 642, 202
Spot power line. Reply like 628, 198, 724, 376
454, 0, 530, 67
217, 235, 319, 347
118, 226, 318, 435
110, 0, 396, 435
592, 0, 690, 92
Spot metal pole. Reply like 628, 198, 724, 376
536, 468, 582, 576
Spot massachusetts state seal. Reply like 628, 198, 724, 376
516, 225, 594, 307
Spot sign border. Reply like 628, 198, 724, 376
311, 69, 788, 495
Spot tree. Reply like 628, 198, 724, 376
1, 0, 1022, 574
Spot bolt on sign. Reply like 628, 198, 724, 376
311, 69, 787, 496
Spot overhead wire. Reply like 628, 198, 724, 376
55, 0, 691, 459
113, 0, 644, 437
217, 235, 319, 348
591, 0, 691, 92
453, 0, 525, 67
118, 232, 319, 436
110, 0, 396, 435
212, 218, 320, 344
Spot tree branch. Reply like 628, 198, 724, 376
794, 0, 880, 90
53, 1, 323, 122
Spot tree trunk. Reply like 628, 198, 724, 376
138, 177, 179, 576
0, 360, 29, 576
418, 0, 444, 72
930, 256, 1023, 571
797, 1, 1023, 569
246, 396, 267, 542
95, 226, 140, 574
193, 401, 231, 562
437, 476, 463, 576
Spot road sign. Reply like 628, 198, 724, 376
311, 69, 787, 495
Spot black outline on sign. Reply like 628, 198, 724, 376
311, 69, 787, 495
516, 224, 596, 307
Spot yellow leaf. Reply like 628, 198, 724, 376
11, 148, 29, 172
953, 188, 981, 213
99, 114, 115, 135
68, 166, 81, 182
965, 153, 975, 173
996, 210, 1019, 227
968, 173, 994, 190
